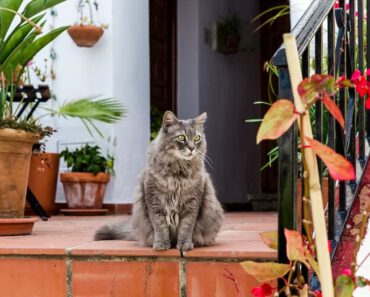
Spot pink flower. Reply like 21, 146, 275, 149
251, 283, 273, 297
314, 290, 323, 297
334, 1, 340, 8
342, 268, 352, 277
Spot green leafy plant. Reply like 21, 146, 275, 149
0, 0, 67, 136
213, 12, 242, 54
60, 144, 115, 175
0, 1, 125, 138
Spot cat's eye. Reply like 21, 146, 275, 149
194, 135, 201, 142
177, 135, 186, 142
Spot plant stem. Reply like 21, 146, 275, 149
284, 33, 334, 297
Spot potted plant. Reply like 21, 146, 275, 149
68, 0, 107, 47
0, 1, 126, 234
212, 13, 242, 54
0, 0, 69, 235
59, 144, 114, 214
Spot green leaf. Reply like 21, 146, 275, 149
241, 261, 291, 282
1, 31, 39, 79
19, 26, 69, 66
0, 0, 23, 45
256, 99, 299, 144
0, 15, 46, 64
335, 275, 355, 297
22, 0, 65, 18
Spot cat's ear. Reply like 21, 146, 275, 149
194, 112, 207, 126
162, 111, 178, 130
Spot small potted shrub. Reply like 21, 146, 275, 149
212, 13, 242, 54
60, 144, 114, 212
68, 0, 107, 47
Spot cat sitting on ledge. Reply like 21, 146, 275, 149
94, 111, 224, 251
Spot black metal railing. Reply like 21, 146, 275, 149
271, 0, 369, 289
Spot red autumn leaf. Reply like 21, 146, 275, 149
322, 94, 345, 129
256, 100, 299, 144
259, 231, 278, 250
305, 137, 355, 180
298, 74, 336, 104
284, 229, 310, 267
240, 261, 291, 282
336, 76, 354, 88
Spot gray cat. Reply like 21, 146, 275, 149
94, 111, 224, 251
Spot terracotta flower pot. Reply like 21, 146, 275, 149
27, 153, 60, 215
0, 129, 38, 218
60, 172, 110, 209
67, 24, 104, 47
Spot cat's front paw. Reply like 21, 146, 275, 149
177, 241, 194, 251
153, 240, 171, 251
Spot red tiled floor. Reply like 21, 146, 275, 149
186, 262, 275, 297
73, 261, 179, 297
0, 212, 277, 297
0, 258, 66, 297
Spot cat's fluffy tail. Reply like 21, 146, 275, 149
94, 221, 136, 241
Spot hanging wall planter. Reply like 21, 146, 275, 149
68, 24, 104, 47
68, 0, 107, 48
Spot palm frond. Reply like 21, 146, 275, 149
54, 96, 127, 124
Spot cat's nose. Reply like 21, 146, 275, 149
188, 146, 195, 152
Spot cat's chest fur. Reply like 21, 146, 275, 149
147, 169, 203, 231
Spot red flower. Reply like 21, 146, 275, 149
334, 1, 340, 8
251, 283, 273, 297
351, 70, 369, 97
366, 99, 370, 109
346, 3, 350, 11
314, 290, 323, 297
328, 240, 332, 253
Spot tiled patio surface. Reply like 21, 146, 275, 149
0, 212, 277, 297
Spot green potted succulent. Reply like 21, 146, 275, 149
0, 0, 125, 234
68, 0, 107, 47
59, 144, 114, 213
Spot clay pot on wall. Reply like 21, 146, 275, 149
27, 153, 60, 216
0, 129, 39, 235
60, 172, 110, 209
67, 24, 104, 47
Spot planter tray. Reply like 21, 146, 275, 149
60, 209, 108, 216
0, 217, 38, 236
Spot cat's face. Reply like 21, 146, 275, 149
160, 111, 207, 161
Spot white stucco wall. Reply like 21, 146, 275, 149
33, 0, 150, 204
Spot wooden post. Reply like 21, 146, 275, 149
283, 34, 334, 297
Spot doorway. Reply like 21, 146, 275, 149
149, 0, 177, 138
